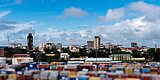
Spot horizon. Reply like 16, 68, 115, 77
0, 0, 160, 47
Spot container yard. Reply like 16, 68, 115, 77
0, 62, 159, 80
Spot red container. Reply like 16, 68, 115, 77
78, 64, 93, 68
108, 74, 118, 79
56, 66, 64, 71
143, 66, 150, 68
86, 73, 97, 77
150, 67, 158, 72
128, 74, 139, 78
141, 76, 152, 80
25, 75, 33, 80
64, 68, 77, 71
0, 76, 4, 80
101, 67, 107, 71
120, 74, 128, 78
16, 75, 25, 80
37, 64, 50, 69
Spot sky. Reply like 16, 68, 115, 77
0, 0, 160, 47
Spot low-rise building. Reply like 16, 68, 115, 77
109, 54, 132, 60
60, 53, 70, 59
12, 54, 33, 64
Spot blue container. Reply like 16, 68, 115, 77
78, 76, 89, 80
69, 77, 77, 80
61, 62, 67, 65
116, 68, 123, 70
98, 73, 106, 78
105, 65, 112, 68
141, 68, 150, 73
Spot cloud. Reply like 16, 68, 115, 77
128, 1, 160, 21
0, 0, 23, 7
0, 19, 36, 46
0, 10, 11, 18
99, 8, 125, 22
0, 19, 17, 31
99, 1, 160, 22
57, 7, 88, 19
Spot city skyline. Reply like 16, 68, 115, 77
0, 0, 160, 47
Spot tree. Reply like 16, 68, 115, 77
53, 54, 60, 59
147, 48, 160, 61
79, 47, 88, 57
131, 50, 142, 58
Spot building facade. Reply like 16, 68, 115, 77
56, 43, 62, 52
27, 33, 33, 50
109, 54, 132, 61
0, 48, 4, 57
131, 42, 137, 48
87, 41, 94, 49
94, 36, 100, 49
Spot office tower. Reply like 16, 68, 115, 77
87, 41, 94, 49
39, 43, 45, 51
56, 43, 62, 52
131, 42, 137, 48
0, 48, 4, 57
94, 36, 100, 49
27, 33, 33, 50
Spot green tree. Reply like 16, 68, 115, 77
131, 50, 142, 58
147, 48, 160, 61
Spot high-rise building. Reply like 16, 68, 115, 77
94, 36, 100, 49
0, 48, 4, 57
27, 33, 33, 50
56, 43, 62, 52
87, 41, 94, 49
131, 42, 137, 48
39, 43, 45, 51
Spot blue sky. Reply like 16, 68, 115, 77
0, 0, 160, 47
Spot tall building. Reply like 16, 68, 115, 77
131, 42, 137, 48
56, 43, 62, 52
27, 33, 33, 50
94, 36, 100, 49
0, 48, 4, 57
39, 43, 45, 51
87, 41, 94, 49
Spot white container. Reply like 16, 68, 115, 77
60, 71, 69, 76
0, 57, 6, 64
115, 70, 124, 74
77, 71, 87, 76
23, 71, 32, 76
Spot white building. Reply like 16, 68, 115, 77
12, 57, 33, 64
85, 58, 112, 62
12, 54, 33, 64
39, 43, 46, 51
60, 53, 70, 59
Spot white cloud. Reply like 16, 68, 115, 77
99, 8, 125, 22
128, 1, 160, 15
57, 7, 87, 19
0, 10, 11, 18
0, 19, 36, 46
37, 16, 160, 47
100, 1, 160, 22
